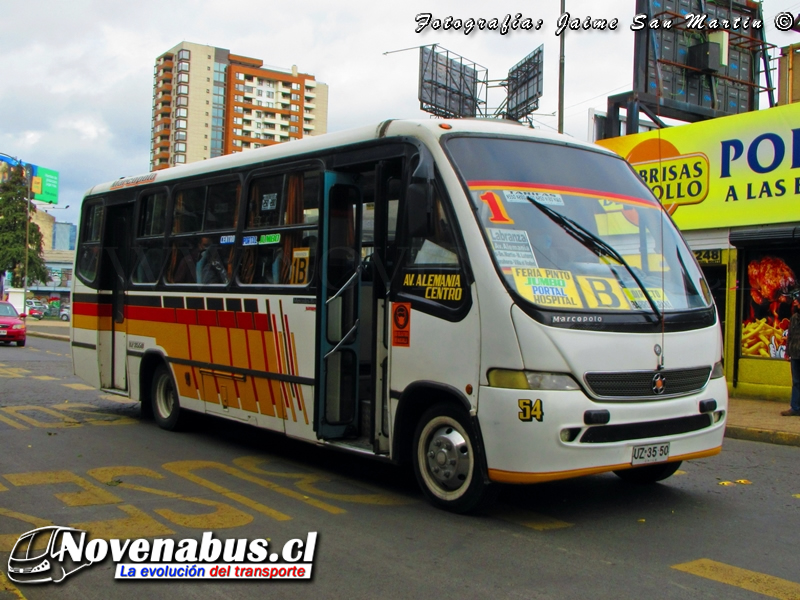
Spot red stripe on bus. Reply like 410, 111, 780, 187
254, 313, 271, 331
236, 312, 254, 330
73, 302, 113, 317
176, 308, 197, 325
197, 310, 217, 327
125, 306, 176, 323
218, 311, 236, 328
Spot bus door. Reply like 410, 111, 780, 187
316, 173, 362, 439
98, 204, 131, 391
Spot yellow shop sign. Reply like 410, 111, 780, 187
596, 103, 800, 230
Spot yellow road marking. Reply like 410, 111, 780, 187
4, 470, 123, 507
673, 559, 800, 599
0, 569, 27, 600
0, 507, 53, 552
0, 368, 31, 378
62, 383, 95, 390
491, 505, 573, 531
0, 413, 27, 430
70, 504, 174, 541
31, 375, 59, 381
234, 456, 411, 506
87, 466, 253, 530
1, 406, 80, 428
50, 403, 137, 426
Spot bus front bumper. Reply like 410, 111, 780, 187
477, 378, 727, 484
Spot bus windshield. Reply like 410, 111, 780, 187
445, 136, 711, 315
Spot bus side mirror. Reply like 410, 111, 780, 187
406, 183, 432, 238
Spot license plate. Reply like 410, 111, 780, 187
0, 331, 6, 336
631, 442, 670, 465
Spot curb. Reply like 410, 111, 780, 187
724, 425, 800, 448
26, 331, 70, 342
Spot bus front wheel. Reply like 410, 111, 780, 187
151, 364, 184, 431
412, 404, 496, 514
614, 461, 682, 484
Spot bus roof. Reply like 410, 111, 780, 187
85, 119, 613, 197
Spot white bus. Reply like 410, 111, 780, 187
71, 119, 726, 513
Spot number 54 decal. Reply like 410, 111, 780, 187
518, 399, 543, 422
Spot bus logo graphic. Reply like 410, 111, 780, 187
7, 526, 93, 584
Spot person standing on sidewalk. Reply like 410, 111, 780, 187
783, 310, 800, 416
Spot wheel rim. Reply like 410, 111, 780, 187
155, 373, 176, 420
417, 415, 474, 500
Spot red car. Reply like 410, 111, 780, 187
0, 301, 27, 347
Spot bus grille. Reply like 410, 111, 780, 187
580, 414, 713, 443
584, 367, 711, 399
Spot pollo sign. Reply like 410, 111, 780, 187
596, 103, 800, 231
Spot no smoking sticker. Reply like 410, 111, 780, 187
392, 303, 411, 347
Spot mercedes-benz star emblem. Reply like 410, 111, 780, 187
652, 373, 666, 395
654, 344, 662, 357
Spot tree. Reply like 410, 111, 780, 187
0, 166, 49, 289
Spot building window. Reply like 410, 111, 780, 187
290, 115, 298, 122
290, 104, 299, 112
177, 73, 189, 83
291, 82, 300, 90
265, 91, 274, 99
174, 155, 186, 164
177, 61, 190, 72
291, 93, 300, 101
175, 107, 188, 118
177, 84, 189, 95
234, 95, 243, 103
236, 72, 245, 80
176, 96, 188, 106
175, 119, 187, 129
289, 126, 298, 133
174, 142, 186, 152
233, 117, 243, 125
174, 131, 187, 141
177, 49, 190, 60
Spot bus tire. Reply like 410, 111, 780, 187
151, 364, 184, 431
412, 403, 496, 514
614, 461, 682, 484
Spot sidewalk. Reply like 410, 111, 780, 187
25, 318, 70, 341
21, 320, 800, 448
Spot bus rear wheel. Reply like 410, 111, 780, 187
151, 364, 184, 431
614, 461, 682, 484
412, 404, 496, 514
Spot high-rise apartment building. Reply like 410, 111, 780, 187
151, 42, 329, 171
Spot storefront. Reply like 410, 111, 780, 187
597, 102, 800, 400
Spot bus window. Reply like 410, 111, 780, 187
204, 181, 239, 231
132, 191, 167, 284
238, 170, 318, 287
76, 204, 104, 285
172, 187, 205, 233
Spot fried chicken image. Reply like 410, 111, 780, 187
748, 256, 797, 305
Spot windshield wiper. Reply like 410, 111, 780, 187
526, 196, 663, 323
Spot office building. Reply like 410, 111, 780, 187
151, 42, 329, 171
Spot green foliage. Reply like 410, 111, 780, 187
0, 166, 49, 288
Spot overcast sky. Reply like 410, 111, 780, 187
0, 0, 798, 226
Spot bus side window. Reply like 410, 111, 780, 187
132, 191, 167, 284
76, 204, 104, 286
239, 170, 318, 287
410, 188, 459, 266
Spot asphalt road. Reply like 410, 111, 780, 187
1, 336, 800, 599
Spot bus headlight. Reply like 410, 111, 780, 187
488, 369, 580, 391
710, 360, 724, 379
